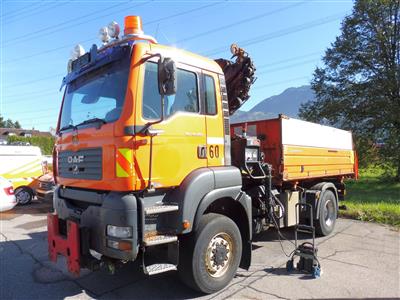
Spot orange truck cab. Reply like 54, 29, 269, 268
49, 16, 357, 294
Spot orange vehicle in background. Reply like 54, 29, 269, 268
48, 16, 357, 293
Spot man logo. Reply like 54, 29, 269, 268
67, 155, 84, 164
72, 165, 79, 175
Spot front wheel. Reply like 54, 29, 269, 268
15, 186, 33, 205
178, 213, 242, 294
315, 190, 337, 236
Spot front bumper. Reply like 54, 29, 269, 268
52, 186, 139, 262
36, 188, 54, 201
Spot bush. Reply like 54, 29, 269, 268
7, 136, 55, 155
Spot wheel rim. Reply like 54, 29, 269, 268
323, 198, 335, 227
16, 190, 31, 204
205, 232, 234, 278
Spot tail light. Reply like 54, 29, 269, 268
4, 186, 14, 196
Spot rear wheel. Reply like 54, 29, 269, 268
178, 213, 242, 294
315, 190, 337, 236
15, 187, 33, 205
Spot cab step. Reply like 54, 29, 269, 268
144, 204, 178, 215
145, 263, 177, 275
144, 234, 177, 246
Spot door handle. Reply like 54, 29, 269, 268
197, 145, 207, 159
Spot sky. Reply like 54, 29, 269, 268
1, 0, 354, 131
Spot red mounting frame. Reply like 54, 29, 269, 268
47, 214, 81, 276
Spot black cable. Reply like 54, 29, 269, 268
175, 1, 305, 44
203, 13, 345, 57
2, 1, 49, 20
4, 1, 71, 25
3, 1, 148, 46
3, 1, 224, 63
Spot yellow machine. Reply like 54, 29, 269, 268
48, 16, 356, 293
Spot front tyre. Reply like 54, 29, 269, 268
178, 213, 242, 294
15, 186, 33, 205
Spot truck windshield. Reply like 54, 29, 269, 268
60, 61, 130, 131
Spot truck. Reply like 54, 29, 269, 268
0, 145, 46, 205
48, 16, 357, 294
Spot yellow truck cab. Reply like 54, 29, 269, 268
49, 16, 356, 294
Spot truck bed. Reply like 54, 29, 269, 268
231, 116, 357, 184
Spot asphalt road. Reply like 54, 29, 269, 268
1, 199, 399, 299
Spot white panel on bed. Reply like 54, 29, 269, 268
281, 118, 353, 150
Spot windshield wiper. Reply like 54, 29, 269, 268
75, 118, 107, 129
59, 124, 77, 132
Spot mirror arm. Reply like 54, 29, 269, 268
137, 95, 165, 136
141, 53, 163, 64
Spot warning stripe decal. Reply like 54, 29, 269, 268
7, 159, 42, 175
116, 148, 133, 177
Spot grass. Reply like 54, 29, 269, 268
340, 168, 400, 228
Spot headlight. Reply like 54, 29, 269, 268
99, 26, 110, 44
108, 21, 120, 39
245, 148, 258, 162
70, 44, 85, 61
106, 225, 132, 238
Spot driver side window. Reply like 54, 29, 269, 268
142, 62, 199, 120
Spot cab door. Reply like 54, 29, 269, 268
135, 61, 207, 189
202, 70, 225, 167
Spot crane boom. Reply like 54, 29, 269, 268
215, 44, 256, 115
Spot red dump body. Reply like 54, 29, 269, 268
231, 116, 358, 185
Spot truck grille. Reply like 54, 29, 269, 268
58, 148, 102, 180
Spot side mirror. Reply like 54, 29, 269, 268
158, 57, 177, 96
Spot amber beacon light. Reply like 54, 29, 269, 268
124, 16, 144, 35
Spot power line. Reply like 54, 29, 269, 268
176, 1, 304, 44
252, 75, 310, 90
1, 1, 50, 20
3, 38, 96, 64
3, 47, 319, 100
4, 3, 228, 91
203, 12, 344, 57
3, 1, 225, 63
2, 8, 338, 123
256, 50, 322, 70
256, 58, 320, 76
4, 88, 59, 98
1, 1, 44, 18
3, 73, 64, 89
4, 1, 70, 25
3, 0, 221, 47
3, 1, 148, 46
10, 74, 312, 124
3, 48, 324, 103
5, 93, 61, 105
3, 53, 318, 115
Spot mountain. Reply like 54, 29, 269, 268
230, 85, 315, 124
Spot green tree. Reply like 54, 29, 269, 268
0, 115, 22, 129
299, 0, 400, 181
7, 136, 55, 155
